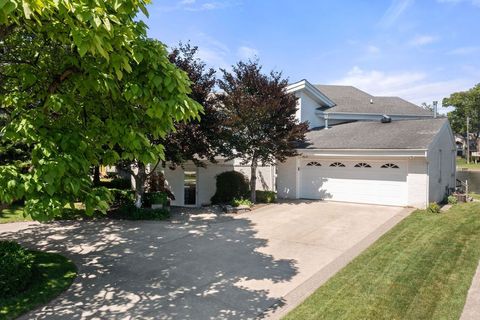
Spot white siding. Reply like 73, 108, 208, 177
297, 92, 325, 129
427, 123, 456, 203
277, 157, 299, 199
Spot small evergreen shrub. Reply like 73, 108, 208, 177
110, 189, 135, 207
255, 190, 277, 203
427, 202, 441, 214
231, 198, 253, 207
211, 171, 250, 204
143, 192, 168, 207
447, 195, 458, 205
0, 241, 35, 298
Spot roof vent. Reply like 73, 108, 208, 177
370, 99, 374, 104
381, 115, 391, 123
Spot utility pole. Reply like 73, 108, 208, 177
467, 116, 470, 164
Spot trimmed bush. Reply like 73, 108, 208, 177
447, 195, 458, 205
427, 202, 441, 214
211, 171, 250, 204
231, 198, 253, 207
142, 192, 168, 207
0, 241, 35, 298
255, 190, 277, 203
110, 188, 135, 207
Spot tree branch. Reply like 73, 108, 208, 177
48, 67, 79, 94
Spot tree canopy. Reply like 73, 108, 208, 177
0, 0, 201, 219
217, 60, 308, 202
444, 84, 480, 142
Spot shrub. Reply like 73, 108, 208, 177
447, 195, 458, 205
142, 192, 168, 207
109, 204, 170, 220
255, 190, 277, 203
231, 198, 253, 207
211, 171, 250, 204
98, 178, 131, 190
110, 189, 135, 208
427, 202, 441, 214
0, 241, 35, 298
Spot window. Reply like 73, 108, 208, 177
354, 162, 371, 168
381, 163, 399, 169
330, 162, 346, 167
306, 161, 321, 167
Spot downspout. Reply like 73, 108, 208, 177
325, 113, 329, 129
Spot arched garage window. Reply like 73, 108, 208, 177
381, 163, 399, 169
330, 162, 346, 167
354, 163, 371, 168
306, 161, 321, 167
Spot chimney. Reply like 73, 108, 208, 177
433, 101, 438, 118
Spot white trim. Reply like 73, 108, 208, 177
287, 79, 336, 107
317, 110, 433, 120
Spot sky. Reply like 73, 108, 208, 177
143, 0, 480, 111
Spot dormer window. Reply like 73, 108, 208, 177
354, 163, 371, 168
381, 163, 399, 169
306, 161, 321, 167
330, 162, 346, 167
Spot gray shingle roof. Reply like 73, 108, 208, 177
301, 118, 448, 150
315, 84, 433, 116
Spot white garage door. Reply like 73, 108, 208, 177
299, 159, 407, 206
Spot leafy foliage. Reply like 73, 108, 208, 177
231, 198, 253, 208
217, 60, 308, 202
0, 1, 201, 220
444, 84, 480, 144
211, 171, 250, 204
255, 190, 276, 203
0, 241, 34, 298
447, 195, 458, 205
427, 202, 441, 214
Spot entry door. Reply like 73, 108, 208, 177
299, 159, 408, 206
184, 170, 197, 206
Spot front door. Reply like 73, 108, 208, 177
184, 170, 197, 206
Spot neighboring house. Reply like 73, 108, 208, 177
155, 79, 455, 209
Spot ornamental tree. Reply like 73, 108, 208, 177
217, 60, 308, 202
0, 1, 201, 220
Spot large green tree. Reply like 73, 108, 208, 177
443, 84, 480, 146
0, 1, 201, 220
217, 60, 308, 202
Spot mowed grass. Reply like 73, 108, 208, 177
0, 206, 31, 224
284, 202, 480, 320
457, 156, 480, 170
0, 250, 77, 320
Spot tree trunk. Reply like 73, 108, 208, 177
250, 160, 257, 203
134, 162, 146, 208
93, 166, 100, 186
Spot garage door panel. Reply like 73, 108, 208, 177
300, 160, 407, 206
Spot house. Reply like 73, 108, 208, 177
158, 79, 456, 209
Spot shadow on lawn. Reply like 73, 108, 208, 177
1, 210, 297, 319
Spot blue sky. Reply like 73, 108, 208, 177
143, 0, 479, 109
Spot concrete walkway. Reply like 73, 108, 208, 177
460, 260, 480, 320
0, 201, 411, 320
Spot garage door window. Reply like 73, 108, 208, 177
306, 161, 321, 167
381, 163, 399, 169
330, 162, 346, 167
354, 162, 371, 168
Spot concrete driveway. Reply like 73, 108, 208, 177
0, 201, 411, 319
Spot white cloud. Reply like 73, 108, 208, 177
194, 33, 231, 69
237, 46, 259, 60
447, 46, 480, 55
437, 0, 480, 7
158, 0, 239, 12
409, 35, 438, 46
180, 0, 196, 4
366, 45, 380, 54
379, 0, 414, 27
331, 66, 475, 108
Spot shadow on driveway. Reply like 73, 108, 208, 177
1, 211, 297, 319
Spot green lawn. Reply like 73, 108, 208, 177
457, 156, 480, 170
0, 206, 31, 224
0, 251, 77, 319
284, 202, 480, 320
